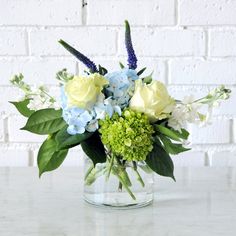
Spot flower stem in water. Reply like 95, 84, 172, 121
132, 161, 145, 187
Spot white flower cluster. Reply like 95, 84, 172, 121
168, 86, 231, 131
10, 74, 59, 112
168, 96, 203, 131
27, 86, 60, 111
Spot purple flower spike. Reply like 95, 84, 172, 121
59, 39, 98, 73
125, 20, 137, 70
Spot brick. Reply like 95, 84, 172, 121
0, 30, 26, 55
169, 59, 236, 85
87, 0, 175, 26
62, 147, 84, 167
8, 115, 46, 143
209, 30, 236, 57
78, 58, 166, 82
167, 85, 209, 101
29, 28, 117, 56
118, 29, 205, 57
0, 118, 4, 142
189, 119, 231, 144
0, 148, 29, 166
0, 87, 24, 115
211, 151, 236, 167
0, 0, 82, 26
179, 0, 236, 26
234, 119, 236, 143
172, 151, 206, 167
0, 58, 76, 85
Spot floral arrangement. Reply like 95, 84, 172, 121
10, 21, 231, 200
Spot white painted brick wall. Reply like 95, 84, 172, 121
87, 0, 176, 26
8, 115, 46, 143
0, 0, 235, 167
0, 58, 76, 85
211, 151, 236, 166
172, 151, 206, 167
118, 29, 205, 57
0, 148, 29, 167
179, 0, 236, 26
209, 30, 236, 57
189, 119, 231, 144
0, 0, 83, 26
0, 29, 27, 55
170, 59, 236, 85
29, 28, 117, 56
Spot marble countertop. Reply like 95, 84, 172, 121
0, 167, 236, 236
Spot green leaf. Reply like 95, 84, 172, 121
37, 136, 68, 177
119, 62, 125, 69
9, 99, 34, 117
98, 64, 108, 76
137, 67, 146, 76
175, 128, 190, 140
81, 132, 106, 166
146, 143, 175, 181
155, 125, 181, 141
55, 126, 93, 150
21, 109, 66, 135
142, 72, 153, 84
159, 135, 190, 155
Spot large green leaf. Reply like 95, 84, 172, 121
9, 99, 34, 117
175, 128, 190, 140
155, 125, 181, 141
55, 126, 93, 150
21, 109, 66, 135
81, 132, 106, 166
146, 143, 175, 181
37, 136, 68, 177
159, 135, 190, 155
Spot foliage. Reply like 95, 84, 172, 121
9, 20, 231, 201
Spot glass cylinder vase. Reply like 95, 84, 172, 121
83, 155, 154, 209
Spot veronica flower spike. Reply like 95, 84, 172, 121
125, 20, 138, 70
59, 39, 98, 73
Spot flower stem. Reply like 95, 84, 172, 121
118, 181, 123, 192
132, 161, 145, 187
106, 153, 115, 181
84, 164, 106, 186
84, 165, 93, 181
112, 166, 136, 200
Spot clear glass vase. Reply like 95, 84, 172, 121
83, 155, 154, 209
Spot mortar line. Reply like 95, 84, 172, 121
230, 119, 234, 144
24, 29, 30, 56
28, 149, 34, 167
205, 29, 209, 60
3, 117, 9, 143
165, 60, 170, 85
175, 0, 179, 26
82, 0, 88, 26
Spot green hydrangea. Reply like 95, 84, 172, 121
99, 109, 154, 161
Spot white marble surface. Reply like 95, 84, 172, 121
0, 167, 236, 236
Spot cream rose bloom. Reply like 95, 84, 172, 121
65, 73, 108, 109
129, 79, 175, 122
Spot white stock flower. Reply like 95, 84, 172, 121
168, 95, 203, 131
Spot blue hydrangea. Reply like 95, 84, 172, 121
105, 68, 139, 107
64, 107, 93, 135
61, 87, 121, 135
